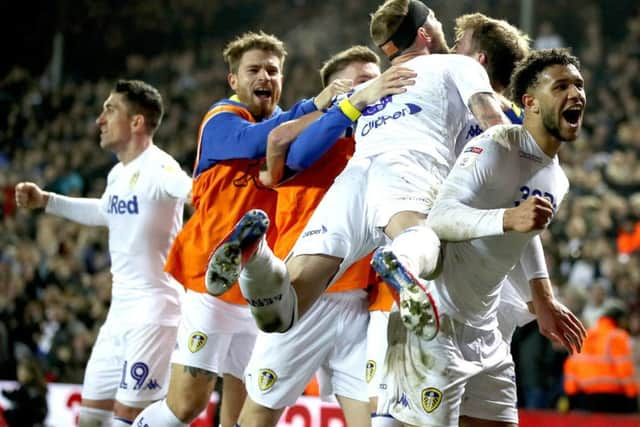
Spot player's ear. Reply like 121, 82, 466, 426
477, 51, 488, 66
131, 114, 145, 132
418, 27, 431, 46
228, 72, 238, 91
522, 93, 538, 113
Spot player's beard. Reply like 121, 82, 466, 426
541, 108, 564, 142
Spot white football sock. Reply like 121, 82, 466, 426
371, 414, 403, 427
390, 226, 440, 279
239, 239, 298, 332
78, 406, 113, 427
130, 400, 187, 427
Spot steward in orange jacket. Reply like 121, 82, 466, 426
564, 302, 638, 413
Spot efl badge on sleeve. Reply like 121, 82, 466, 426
188, 332, 208, 353
365, 360, 376, 383
421, 387, 442, 413
258, 369, 277, 391
458, 146, 483, 168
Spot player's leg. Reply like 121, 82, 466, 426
367, 310, 403, 427
77, 400, 114, 427
367, 151, 446, 339
207, 161, 372, 333
240, 295, 338, 427
78, 325, 119, 426
219, 374, 248, 427
236, 396, 285, 427
205, 209, 300, 332
337, 396, 371, 427
459, 338, 518, 427
218, 330, 258, 427
133, 291, 253, 426
109, 324, 180, 425
326, 291, 371, 427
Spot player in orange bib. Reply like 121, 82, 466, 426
132, 31, 345, 427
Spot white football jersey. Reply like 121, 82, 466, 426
100, 145, 191, 327
430, 125, 569, 330
352, 54, 493, 167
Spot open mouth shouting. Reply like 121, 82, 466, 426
561, 104, 584, 128
254, 87, 273, 102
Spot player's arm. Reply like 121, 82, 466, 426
468, 92, 512, 129
428, 128, 555, 240
158, 162, 193, 202
449, 55, 511, 129
529, 275, 586, 355
426, 135, 506, 241
15, 182, 107, 226
259, 110, 323, 187
198, 99, 317, 164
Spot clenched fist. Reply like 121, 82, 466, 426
14, 182, 49, 210
503, 195, 554, 232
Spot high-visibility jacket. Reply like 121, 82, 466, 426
564, 316, 638, 397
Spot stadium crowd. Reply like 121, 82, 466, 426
0, 0, 638, 416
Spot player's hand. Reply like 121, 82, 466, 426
503, 196, 554, 233
15, 182, 48, 209
314, 78, 354, 110
533, 297, 586, 354
348, 65, 416, 110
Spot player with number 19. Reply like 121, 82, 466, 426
14, 80, 192, 427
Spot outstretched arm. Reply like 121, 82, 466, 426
15, 182, 106, 226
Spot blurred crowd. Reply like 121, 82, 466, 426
0, 0, 639, 414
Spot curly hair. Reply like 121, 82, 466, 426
510, 48, 581, 107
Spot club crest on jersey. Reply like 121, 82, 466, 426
129, 171, 140, 188
421, 387, 442, 413
365, 360, 376, 383
188, 332, 207, 353
258, 369, 277, 391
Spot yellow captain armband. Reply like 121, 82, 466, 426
338, 98, 362, 122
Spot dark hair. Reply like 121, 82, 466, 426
320, 46, 381, 87
509, 48, 581, 107
114, 79, 164, 134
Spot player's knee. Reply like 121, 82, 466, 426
167, 392, 210, 422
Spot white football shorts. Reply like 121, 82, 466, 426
291, 150, 448, 286
245, 290, 369, 408
82, 321, 177, 406
171, 290, 258, 379
378, 312, 518, 426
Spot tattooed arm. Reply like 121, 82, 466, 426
468, 92, 511, 130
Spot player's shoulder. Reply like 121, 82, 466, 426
435, 54, 484, 71
145, 145, 182, 172
484, 124, 528, 151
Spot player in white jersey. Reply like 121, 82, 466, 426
377, 49, 588, 426
366, 12, 535, 426
205, 0, 513, 346
15, 80, 192, 427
